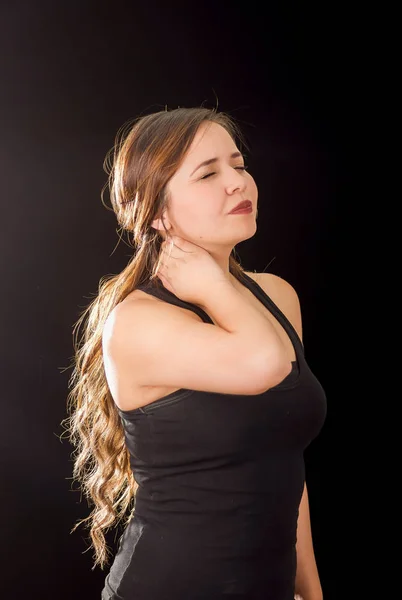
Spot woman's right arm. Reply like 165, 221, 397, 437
103, 281, 291, 397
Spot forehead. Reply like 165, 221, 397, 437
185, 122, 236, 161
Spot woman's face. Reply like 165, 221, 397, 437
160, 121, 258, 249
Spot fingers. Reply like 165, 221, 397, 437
161, 245, 175, 260
162, 235, 190, 253
161, 237, 182, 258
161, 238, 174, 253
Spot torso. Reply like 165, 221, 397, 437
111, 272, 301, 411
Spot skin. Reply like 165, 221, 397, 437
151, 120, 258, 290
151, 121, 322, 599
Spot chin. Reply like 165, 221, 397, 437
236, 221, 257, 243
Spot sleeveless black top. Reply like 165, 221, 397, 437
101, 271, 327, 600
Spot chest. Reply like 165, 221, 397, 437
122, 371, 327, 462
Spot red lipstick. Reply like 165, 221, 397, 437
228, 200, 252, 214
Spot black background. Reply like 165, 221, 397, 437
1, 1, 346, 598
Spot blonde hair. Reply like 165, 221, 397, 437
61, 106, 250, 569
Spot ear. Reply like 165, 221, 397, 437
151, 210, 172, 237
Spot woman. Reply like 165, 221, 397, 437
64, 106, 327, 599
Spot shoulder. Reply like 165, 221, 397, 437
103, 294, 155, 348
103, 287, 200, 350
105, 292, 176, 333
246, 271, 300, 305
244, 271, 303, 341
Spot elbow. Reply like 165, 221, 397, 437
252, 350, 293, 393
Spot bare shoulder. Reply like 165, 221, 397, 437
245, 271, 303, 342
102, 284, 199, 347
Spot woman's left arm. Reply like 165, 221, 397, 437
295, 482, 323, 600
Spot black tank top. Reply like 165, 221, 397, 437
101, 271, 327, 600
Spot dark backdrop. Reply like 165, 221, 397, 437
1, 1, 343, 598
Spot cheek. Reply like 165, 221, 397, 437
180, 190, 218, 219
169, 197, 206, 231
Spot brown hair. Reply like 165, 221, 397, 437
61, 106, 250, 569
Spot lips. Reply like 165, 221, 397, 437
229, 200, 252, 214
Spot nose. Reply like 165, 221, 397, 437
225, 169, 247, 195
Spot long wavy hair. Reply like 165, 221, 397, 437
61, 106, 250, 570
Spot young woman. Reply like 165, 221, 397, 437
64, 106, 326, 599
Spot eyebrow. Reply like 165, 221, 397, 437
190, 151, 244, 177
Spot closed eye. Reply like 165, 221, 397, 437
200, 165, 249, 180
